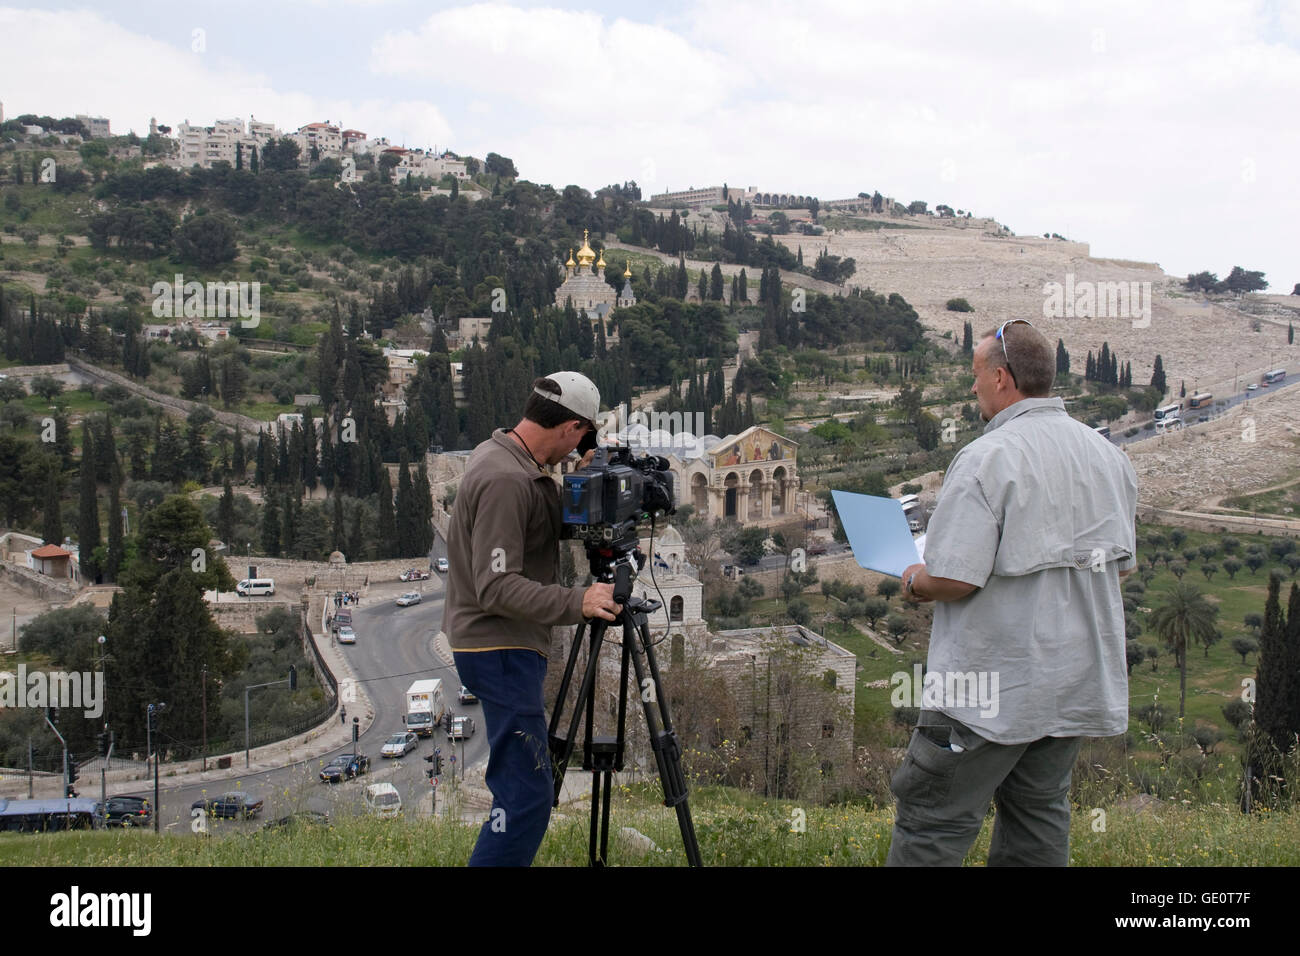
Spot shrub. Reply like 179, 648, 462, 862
945, 297, 973, 312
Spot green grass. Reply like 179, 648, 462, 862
5, 782, 1298, 866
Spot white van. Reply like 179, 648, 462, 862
237, 578, 276, 596
363, 782, 401, 819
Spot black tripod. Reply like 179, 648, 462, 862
548, 541, 702, 867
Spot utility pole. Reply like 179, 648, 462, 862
201, 664, 208, 772
244, 667, 297, 767
147, 702, 165, 833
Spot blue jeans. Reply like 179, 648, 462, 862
453, 649, 553, 866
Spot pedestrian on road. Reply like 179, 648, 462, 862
340, 706, 347, 724
889, 319, 1138, 867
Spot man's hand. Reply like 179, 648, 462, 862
582, 582, 621, 621
901, 562, 931, 604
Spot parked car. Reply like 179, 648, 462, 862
319, 752, 370, 783
363, 783, 401, 819
458, 684, 477, 705
1246, 384, 1258, 391
99, 795, 152, 827
381, 732, 419, 758
396, 591, 421, 607
261, 810, 330, 831
191, 791, 263, 819
447, 715, 476, 740
337, 625, 356, 644
435, 558, 449, 573
399, 568, 430, 582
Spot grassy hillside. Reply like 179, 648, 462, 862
4, 782, 1297, 866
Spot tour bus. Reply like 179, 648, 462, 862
1263, 369, 1286, 386
1187, 392, 1213, 410
0, 798, 104, 832
1153, 403, 1182, 421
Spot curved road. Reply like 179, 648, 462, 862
145, 553, 486, 832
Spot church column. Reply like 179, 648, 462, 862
737, 486, 750, 522
761, 480, 773, 518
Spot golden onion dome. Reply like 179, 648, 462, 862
623, 261, 632, 278
596, 248, 606, 269
576, 228, 595, 266
566, 248, 576, 268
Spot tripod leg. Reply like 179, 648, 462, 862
626, 613, 703, 866
549, 618, 606, 805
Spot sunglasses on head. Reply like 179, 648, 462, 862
994, 319, 1034, 388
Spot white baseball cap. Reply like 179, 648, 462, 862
535, 371, 600, 423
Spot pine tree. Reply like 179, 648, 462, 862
77, 426, 100, 583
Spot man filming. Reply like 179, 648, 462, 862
442, 372, 621, 866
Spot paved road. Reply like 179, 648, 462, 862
138, 541, 486, 831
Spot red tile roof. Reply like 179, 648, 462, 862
31, 544, 72, 558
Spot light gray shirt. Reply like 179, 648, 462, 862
922, 397, 1138, 744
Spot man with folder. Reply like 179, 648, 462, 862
886, 320, 1138, 866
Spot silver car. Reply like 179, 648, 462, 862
337, 625, 356, 644
381, 732, 419, 758
396, 591, 421, 607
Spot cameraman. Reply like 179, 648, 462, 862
443, 372, 621, 866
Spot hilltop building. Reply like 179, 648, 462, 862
553, 230, 633, 346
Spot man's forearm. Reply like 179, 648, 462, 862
907, 567, 978, 602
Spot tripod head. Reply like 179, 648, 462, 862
581, 522, 659, 610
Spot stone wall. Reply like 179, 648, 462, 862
65, 356, 268, 433
0, 562, 79, 603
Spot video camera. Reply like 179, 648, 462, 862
562, 446, 675, 544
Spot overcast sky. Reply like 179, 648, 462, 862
3, 0, 1298, 290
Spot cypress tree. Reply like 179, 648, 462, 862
1150, 355, 1166, 394
1256, 573, 1289, 752
232, 425, 246, 479
320, 416, 336, 492
1055, 338, 1069, 374
42, 459, 63, 546
348, 501, 364, 561
377, 467, 397, 559
261, 493, 281, 556
302, 411, 318, 489
396, 449, 415, 557
217, 478, 235, 547
105, 458, 123, 582
78, 426, 100, 582
415, 457, 434, 556
332, 492, 345, 553
1286, 583, 1300, 740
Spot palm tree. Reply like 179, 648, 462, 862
1147, 581, 1220, 720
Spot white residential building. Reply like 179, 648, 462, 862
175, 116, 281, 169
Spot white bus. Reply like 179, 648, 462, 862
1263, 369, 1286, 385
1153, 403, 1182, 421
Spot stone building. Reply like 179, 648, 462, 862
552, 230, 632, 346
675, 425, 799, 523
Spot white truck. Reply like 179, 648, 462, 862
404, 679, 446, 738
